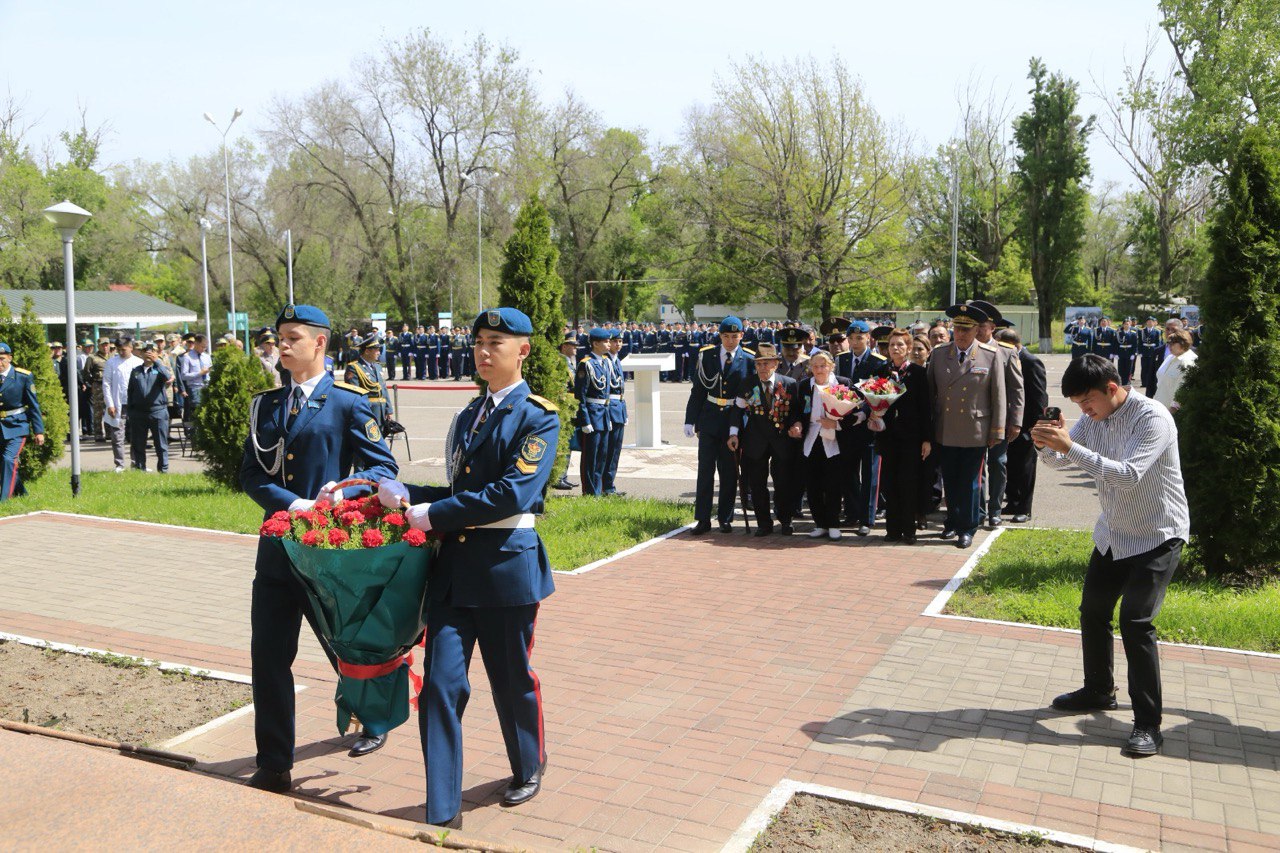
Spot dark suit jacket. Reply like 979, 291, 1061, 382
869, 361, 932, 450
736, 373, 802, 459
1018, 348, 1049, 430
126, 363, 173, 414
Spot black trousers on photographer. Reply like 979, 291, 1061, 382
1080, 537, 1183, 728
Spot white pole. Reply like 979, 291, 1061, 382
221, 140, 237, 334
199, 219, 213, 344
285, 228, 294, 304
476, 175, 483, 312
60, 235, 81, 497
949, 144, 960, 307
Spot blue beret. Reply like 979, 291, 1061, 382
610, 328, 623, 339
277, 303, 330, 330
473, 307, 534, 336
0, 342, 10, 354
589, 327, 610, 342
847, 320, 871, 333
719, 316, 743, 333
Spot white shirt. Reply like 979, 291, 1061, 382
471, 379, 526, 432
289, 371, 326, 404
1153, 350, 1197, 410
803, 376, 841, 459
720, 346, 739, 369
102, 354, 143, 427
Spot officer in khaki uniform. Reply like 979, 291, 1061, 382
776, 327, 810, 382
926, 303, 1006, 549
968, 300, 1024, 528
86, 338, 111, 441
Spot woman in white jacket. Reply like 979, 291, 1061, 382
1153, 327, 1197, 413
101, 337, 142, 472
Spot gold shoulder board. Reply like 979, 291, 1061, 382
14, 367, 31, 375
528, 394, 558, 412
332, 380, 367, 394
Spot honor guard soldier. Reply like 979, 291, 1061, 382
425, 326, 441, 379
684, 324, 702, 381
603, 328, 627, 495
451, 327, 469, 380
835, 320, 885, 535
377, 306, 558, 830
926, 303, 1006, 549
1139, 317, 1163, 396
126, 342, 174, 473
345, 333, 393, 426
671, 323, 689, 383
0, 342, 45, 501
414, 325, 430, 380
1116, 318, 1140, 386
239, 305, 399, 793
1070, 320, 1095, 360
684, 316, 755, 534
656, 323, 673, 381
575, 328, 613, 495
383, 327, 399, 380
399, 324, 416, 380
1094, 317, 1118, 364
641, 324, 657, 355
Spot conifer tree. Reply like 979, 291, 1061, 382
0, 297, 67, 489
194, 345, 272, 487
499, 197, 575, 479
1178, 127, 1280, 579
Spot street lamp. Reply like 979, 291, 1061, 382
464, 167, 486, 312
945, 142, 961, 307
43, 200, 92, 498
284, 228, 294, 304
204, 108, 243, 342
199, 218, 213, 343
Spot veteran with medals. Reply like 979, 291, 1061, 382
239, 304, 398, 793
378, 307, 559, 830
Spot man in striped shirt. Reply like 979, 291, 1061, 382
1032, 354, 1190, 758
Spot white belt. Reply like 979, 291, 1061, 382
470, 513, 536, 529
608, 394, 623, 400
0, 406, 26, 418
585, 397, 608, 405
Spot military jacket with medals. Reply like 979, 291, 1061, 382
574, 352, 612, 432
685, 344, 754, 438
239, 372, 397, 518
406, 382, 558, 608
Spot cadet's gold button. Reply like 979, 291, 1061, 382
287, 474, 294, 481
458, 534, 466, 543
465, 466, 471, 474
287, 453, 295, 460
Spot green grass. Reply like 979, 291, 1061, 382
946, 528, 1280, 653
1, 470, 691, 571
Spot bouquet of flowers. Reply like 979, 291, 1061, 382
857, 376, 907, 418
260, 479, 437, 738
818, 384, 861, 441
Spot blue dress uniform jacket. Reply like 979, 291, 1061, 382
574, 353, 612, 495
404, 383, 558, 824
126, 362, 173, 472
400, 331, 416, 379
414, 333, 430, 380
1071, 326, 1095, 359
686, 345, 754, 524
239, 373, 398, 773
1116, 329, 1140, 384
604, 355, 627, 494
1140, 326, 1163, 392
1094, 326, 1119, 361
1, 366, 44, 501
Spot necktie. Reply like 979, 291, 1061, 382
958, 349, 967, 366
469, 397, 495, 446
286, 386, 304, 429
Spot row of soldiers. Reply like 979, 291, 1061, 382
1067, 315, 1201, 394
355, 324, 476, 382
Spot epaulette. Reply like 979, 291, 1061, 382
13, 367, 31, 375
977, 341, 998, 352
699, 344, 716, 351
252, 386, 283, 397
332, 380, 367, 394
527, 394, 558, 412
871, 351, 887, 360
740, 348, 755, 356
579, 356, 592, 364
998, 341, 1017, 350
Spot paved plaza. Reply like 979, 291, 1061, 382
2, 510, 1278, 851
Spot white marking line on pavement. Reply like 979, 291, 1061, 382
159, 686, 305, 752
562, 523, 695, 575
922, 528, 1280, 661
21, 510, 258, 539
0, 631, 255, 684
723, 778, 1147, 853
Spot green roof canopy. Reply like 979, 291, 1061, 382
0, 289, 198, 327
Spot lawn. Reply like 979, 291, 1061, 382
945, 528, 1280, 653
2, 471, 691, 572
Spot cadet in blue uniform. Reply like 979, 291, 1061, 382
1094, 317, 1118, 365
240, 304, 398, 793
1139, 317, 1163, 396
671, 323, 688, 383
378, 307, 558, 830
345, 334, 393, 426
1116, 318, 1139, 386
604, 328, 627, 495
414, 325, 430, 380
426, 326, 441, 379
0, 342, 45, 501
575, 328, 613, 495
398, 324, 415, 380
685, 316, 755, 534
439, 327, 452, 379
450, 328, 468, 380
1070, 321, 1095, 360
384, 329, 399, 379
657, 324, 673, 381
126, 341, 173, 472
835, 320, 886, 535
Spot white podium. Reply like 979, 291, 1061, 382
620, 353, 676, 448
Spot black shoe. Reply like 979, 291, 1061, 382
246, 767, 292, 793
1122, 726, 1163, 757
884, 533, 903, 543
552, 476, 575, 491
718, 522, 733, 534
1011, 514, 1030, 524
855, 525, 871, 537
956, 533, 973, 549
778, 525, 794, 536
690, 520, 711, 535
503, 758, 546, 807
752, 527, 773, 537
940, 529, 957, 540
432, 814, 463, 830
903, 534, 917, 545
987, 515, 1003, 529
348, 731, 386, 757
1052, 687, 1118, 713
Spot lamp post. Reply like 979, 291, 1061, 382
43, 200, 92, 498
464, 167, 485, 312
199, 218, 213, 343
204, 108, 242, 340
284, 228, 294, 304
946, 142, 961, 307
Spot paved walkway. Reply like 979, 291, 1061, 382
1, 513, 1278, 851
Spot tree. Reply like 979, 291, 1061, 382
1013, 59, 1095, 351
0, 297, 67, 488
1177, 128, 1280, 580
193, 346, 272, 487
498, 197, 573, 482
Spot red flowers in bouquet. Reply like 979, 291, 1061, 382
857, 376, 907, 417
258, 491, 436, 550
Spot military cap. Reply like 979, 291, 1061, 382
847, 320, 871, 334
778, 328, 806, 346
589, 327, 611, 342
610, 327, 623, 339
153, 333, 166, 342
276, 303, 330, 330
257, 331, 278, 345
97, 337, 111, 345
946, 302, 987, 327
166, 333, 181, 342
827, 332, 846, 343
754, 343, 781, 361
50, 341, 63, 348
472, 307, 533, 337
183, 333, 196, 342
140, 341, 158, 352
967, 300, 1003, 324
819, 317, 851, 336
80, 338, 93, 347
869, 325, 893, 342
559, 334, 578, 349
0, 342, 10, 354
996, 317, 1015, 328
719, 316, 744, 333
355, 331, 383, 350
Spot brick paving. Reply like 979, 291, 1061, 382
1, 512, 1278, 851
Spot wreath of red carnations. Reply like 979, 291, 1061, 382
258, 491, 438, 549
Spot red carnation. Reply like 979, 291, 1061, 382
336, 499, 360, 515
383, 512, 407, 527
341, 511, 365, 527
259, 519, 289, 537
360, 501, 382, 519
403, 528, 427, 547
361, 529, 385, 548
270, 510, 291, 522
314, 499, 333, 513
328, 529, 350, 547
301, 529, 320, 546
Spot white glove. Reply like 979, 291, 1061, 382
406, 503, 433, 532
867, 416, 886, 433
684, 424, 695, 438
377, 479, 410, 509
582, 424, 595, 434
734, 397, 747, 409
288, 498, 316, 513
315, 481, 344, 504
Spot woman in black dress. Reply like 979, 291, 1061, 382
867, 329, 932, 544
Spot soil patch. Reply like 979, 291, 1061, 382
0, 640, 251, 745
751, 793, 1077, 852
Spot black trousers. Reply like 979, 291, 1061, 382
805, 441, 843, 530
1079, 538, 1183, 728
1004, 431, 1038, 516
878, 439, 922, 537
742, 444, 797, 529
695, 434, 738, 524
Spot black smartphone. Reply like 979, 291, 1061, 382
1042, 406, 1062, 421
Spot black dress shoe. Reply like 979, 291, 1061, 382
1122, 726, 1163, 757
956, 533, 973, 549
503, 758, 546, 807
778, 525, 794, 536
884, 533, 903, 543
1051, 687, 1118, 713
855, 525, 871, 537
432, 813, 463, 830
690, 520, 711, 535
987, 515, 1003, 529
552, 477, 575, 491
348, 731, 386, 757
940, 529, 957, 540
903, 534, 917, 545
752, 527, 773, 537
718, 522, 733, 533
1011, 514, 1030, 524
246, 767, 292, 793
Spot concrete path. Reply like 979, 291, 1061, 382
2, 512, 1277, 851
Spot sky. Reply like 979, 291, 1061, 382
1, 0, 1171, 188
